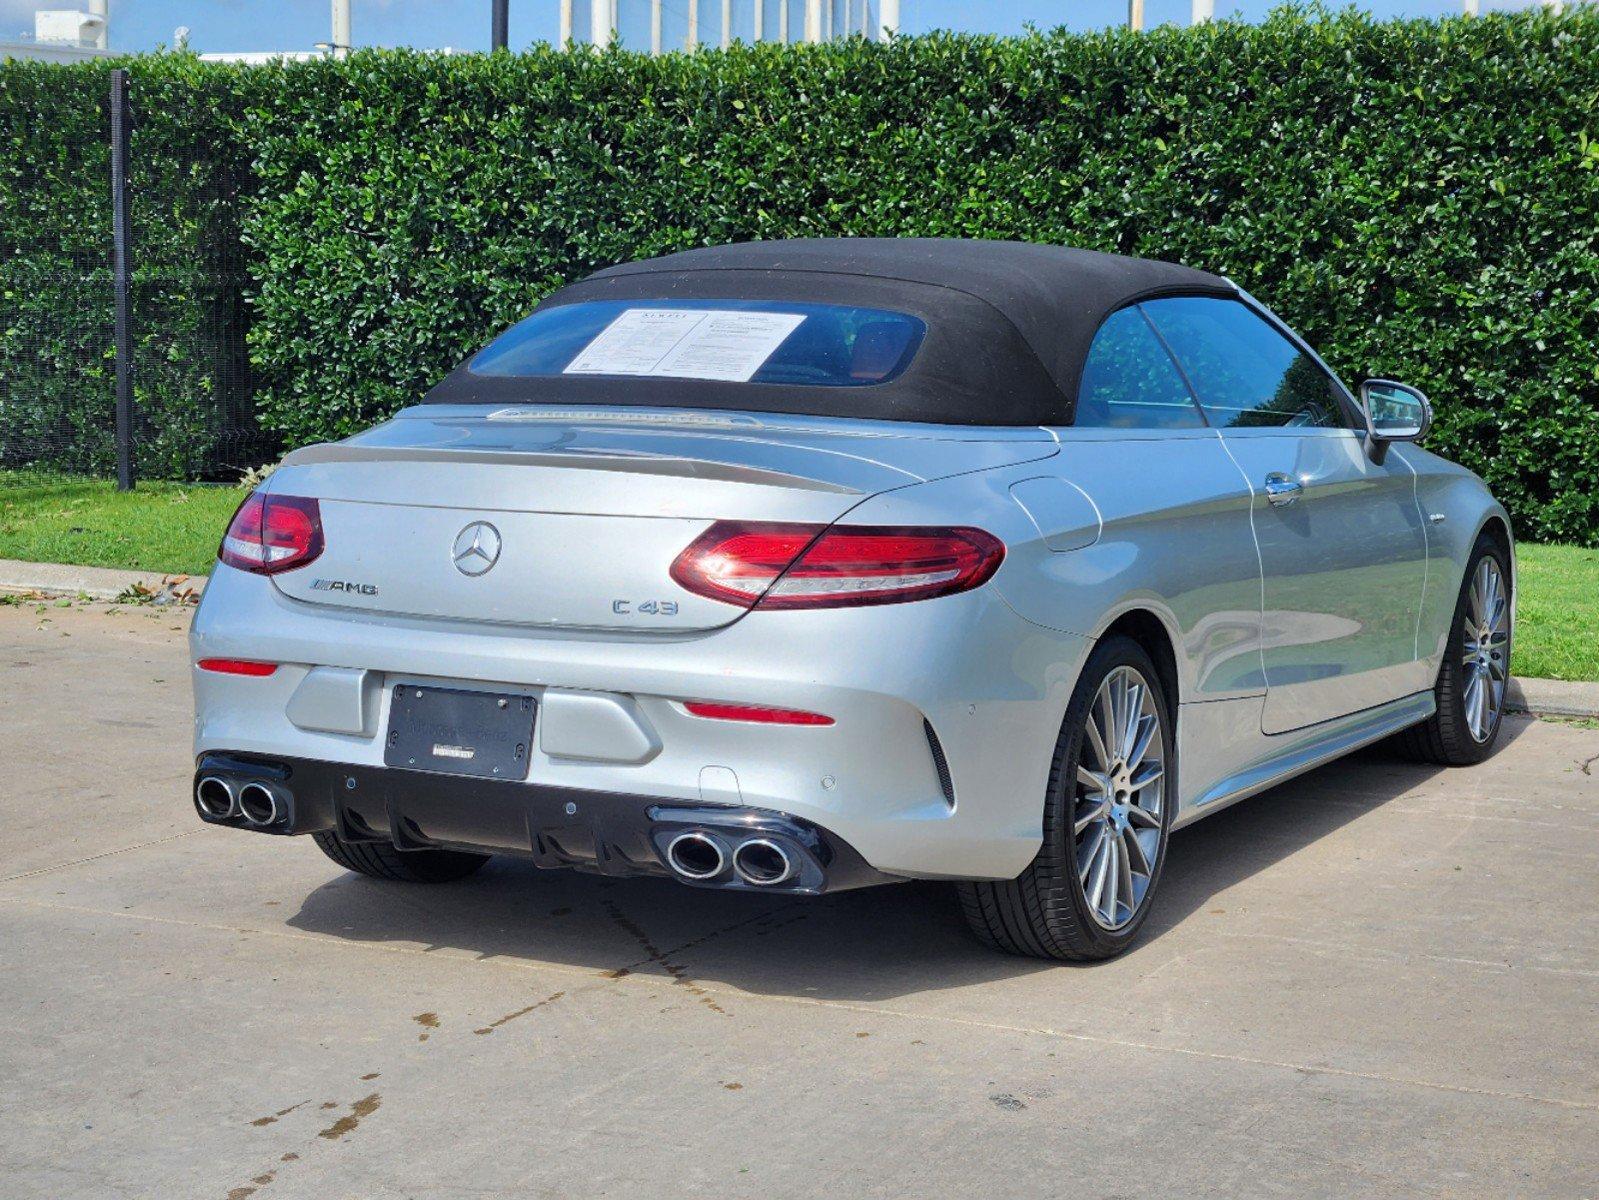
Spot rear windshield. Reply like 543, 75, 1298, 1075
469, 299, 926, 388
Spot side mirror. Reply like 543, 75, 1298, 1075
1359, 379, 1432, 464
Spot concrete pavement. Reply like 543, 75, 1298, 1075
1, 602, 1596, 1199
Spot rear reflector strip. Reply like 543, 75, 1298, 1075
197, 658, 278, 677
682, 701, 834, 726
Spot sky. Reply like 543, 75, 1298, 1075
0, 0, 1559, 55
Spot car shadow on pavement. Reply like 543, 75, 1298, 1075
285, 718, 1528, 1003
1142, 715, 1528, 944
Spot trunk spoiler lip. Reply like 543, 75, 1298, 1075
276, 443, 869, 495
393, 403, 1058, 444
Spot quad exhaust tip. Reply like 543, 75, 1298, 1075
733, 838, 795, 887
664, 831, 799, 886
237, 782, 280, 827
665, 831, 727, 880
195, 776, 237, 819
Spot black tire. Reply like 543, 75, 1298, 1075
1399, 533, 1513, 766
312, 831, 490, 883
958, 636, 1176, 961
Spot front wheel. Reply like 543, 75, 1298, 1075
958, 636, 1175, 961
1400, 534, 1513, 766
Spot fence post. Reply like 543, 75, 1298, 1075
491, 0, 508, 50
110, 67, 135, 492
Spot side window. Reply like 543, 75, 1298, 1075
1140, 297, 1353, 430
1074, 306, 1205, 430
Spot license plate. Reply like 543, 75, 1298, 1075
384, 685, 536, 780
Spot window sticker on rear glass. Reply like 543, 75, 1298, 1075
562, 307, 806, 382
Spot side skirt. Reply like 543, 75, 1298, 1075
1173, 690, 1436, 830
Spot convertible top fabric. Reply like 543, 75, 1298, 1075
424, 239, 1236, 426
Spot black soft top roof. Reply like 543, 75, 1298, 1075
425, 239, 1235, 425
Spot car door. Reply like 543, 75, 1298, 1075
1050, 305, 1265, 704
1142, 296, 1429, 735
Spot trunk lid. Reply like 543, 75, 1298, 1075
265, 405, 1055, 632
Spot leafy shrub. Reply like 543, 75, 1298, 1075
2, 7, 1597, 542
0, 57, 273, 479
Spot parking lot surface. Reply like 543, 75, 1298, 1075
2, 602, 1596, 1199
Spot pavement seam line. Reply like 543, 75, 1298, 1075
3, 893, 1595, 1114
1214, 929, 1599, 980
0, 829, 203, 884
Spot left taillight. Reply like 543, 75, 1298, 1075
218, 492, 324, 576
670, 521, 1005, 610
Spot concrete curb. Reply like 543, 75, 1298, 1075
1, 557, 1594, 717
1505, 677, 1599, 720
0, 558, 206, 603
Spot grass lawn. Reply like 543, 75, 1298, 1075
0, 473, 242, 577
1510, 542, 1599, 682
0, 471, 1594, 680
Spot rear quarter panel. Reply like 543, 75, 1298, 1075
845, 429, 1265, 829
987, 428, 1264, 705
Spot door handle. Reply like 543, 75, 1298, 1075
1263, 473, 1303, 507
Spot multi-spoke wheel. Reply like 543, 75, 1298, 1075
959, 636, 1175, 960
1401, 533, 1513, 766
1460, 556, 1510, 743
1074, 666, 1165, 930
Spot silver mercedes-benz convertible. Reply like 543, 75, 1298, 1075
191, 239, 1512, 960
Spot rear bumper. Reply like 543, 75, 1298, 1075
192, 563, 1091, 881
194, 751, 891, 895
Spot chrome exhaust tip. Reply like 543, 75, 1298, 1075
733, 838, 795, 887
195, 776, 237, 819
665, 831, 727, 881
237, 782, 280, 827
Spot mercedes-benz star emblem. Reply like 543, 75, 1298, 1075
451, 521, 502, 577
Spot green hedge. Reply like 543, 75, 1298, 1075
0, 58, 272, 478
3, 7, 1598, 542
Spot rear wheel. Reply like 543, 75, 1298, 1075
959, 636, 1175, 961
1400, 535, 1512, 766
312, 831, 490, 883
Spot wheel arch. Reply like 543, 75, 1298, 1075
1475, 513, 1512, 553
1474, 512, 1514, 569
1095, 607, 1181, 712
1471, 511, 1516, 618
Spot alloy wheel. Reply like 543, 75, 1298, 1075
1073, 666, 1165, 930
1462, 556, 1510, 742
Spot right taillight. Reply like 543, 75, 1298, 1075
670, 521, 1004, 610
218, 492, 324, 575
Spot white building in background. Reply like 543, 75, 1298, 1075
568, 0, 902, 51
1, 3, 115, 62
198, 0, 355, 63
197, 50, 329, 63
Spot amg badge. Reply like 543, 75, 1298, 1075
310, 579, 378, 595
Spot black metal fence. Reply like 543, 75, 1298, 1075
0, 69, 275, 490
